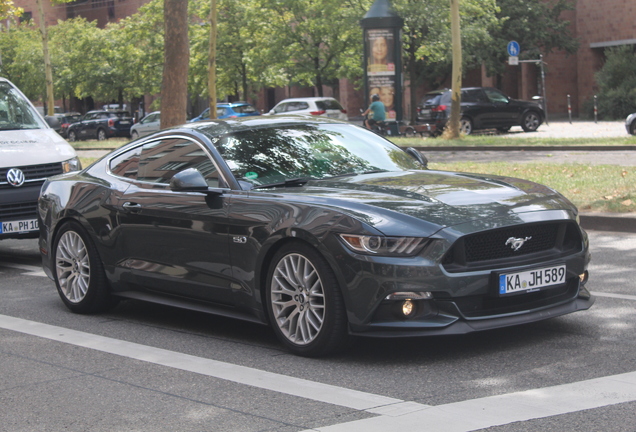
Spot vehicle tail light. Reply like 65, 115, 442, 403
61, 123, 69, 128
108, 118, 115, 127
310, 110, 326, 115
432, 105, 447, 112
229, 115, 238, 118
341, 109, 347, 114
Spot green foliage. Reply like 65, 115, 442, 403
0, 23, 44, 100
591, 45, 636, 120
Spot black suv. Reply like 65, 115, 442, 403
417, 87, 544, 135
67, 110, 133, 141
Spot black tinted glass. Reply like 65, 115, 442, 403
316, 100, 343, 110
233, 104, 257, 114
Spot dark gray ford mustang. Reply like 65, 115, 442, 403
38, 116, 593, 356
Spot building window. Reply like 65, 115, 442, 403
19, 11, 32, 23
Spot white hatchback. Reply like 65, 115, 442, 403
267, 97, 348, 121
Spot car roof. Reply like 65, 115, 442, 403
276, 97, 338, 103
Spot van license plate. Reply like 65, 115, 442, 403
498, 265, 566, 295
1, 219, 39, 234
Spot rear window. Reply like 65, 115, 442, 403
111, 111, 131, 118
233, 104, 257, 114
421, 93, 442, 107
316, 99, 343, 110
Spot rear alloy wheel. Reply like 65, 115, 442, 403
521, 111, 541, 132
97, 129, 107, 141
459, 117, 473, 135
53, 221, 117, 314
68, 130, 77, 142
266, 242, 347, 357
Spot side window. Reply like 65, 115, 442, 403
110, 146, 142, 179
217, 108, 227, 117
274, 103, 288, 114
462, 89, 487, 103
484, 89, 509, 104
136, 138, 222, 188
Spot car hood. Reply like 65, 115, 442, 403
267, 170, 576, 236
0, 129, 77, 167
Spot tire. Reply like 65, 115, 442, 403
266, 242, 348, 357
131, 130, 139, 140
521, 111, 541, 132
53, 221, 118, 314
629, 121, 636, 136
459, 117, 473, 135
97, 129, 107, 141
68, 130, 77, 142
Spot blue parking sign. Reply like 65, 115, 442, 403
507, 41, 520, 56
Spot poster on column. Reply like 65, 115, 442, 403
366, 29, 396, 120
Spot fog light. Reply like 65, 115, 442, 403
402, 300, 415, 317
579, 271, 589, 284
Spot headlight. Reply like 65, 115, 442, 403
338, 234, 427, 256
62, 157, 82, 173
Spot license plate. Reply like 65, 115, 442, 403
498, 264, 566, 295
120, 120, 130, 125
327, 113, 339, 118
1, 218, 39, 234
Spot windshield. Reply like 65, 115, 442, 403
0, 82, 47, 130
215, 123, 421, 187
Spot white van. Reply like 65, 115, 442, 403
0, 77, 81, 240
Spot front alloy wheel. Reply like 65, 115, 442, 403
53, 221, 117, 314
522, 111, 541, 132
267, 243, 347, 356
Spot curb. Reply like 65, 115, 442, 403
579, 212, 636, 233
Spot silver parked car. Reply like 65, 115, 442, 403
130, 111, 160, 139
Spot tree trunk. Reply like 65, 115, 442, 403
447, 0, 462, 139
208, 0, 218, 119
36, 0, 55, 117
160, 0, 189, 128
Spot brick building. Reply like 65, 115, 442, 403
11, 0, 636, 118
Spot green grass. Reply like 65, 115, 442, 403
390, 135, 636, 147
71, 137, 129, 150
429, 161, 635, 213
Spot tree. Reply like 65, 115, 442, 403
0, 24, 43, 100
0, 0, 21, 21
255, 0, 362, 96
447, 0, 461, 139
161, 0, 189, 128
485, 0, 578, 81
593, 45, 636, 119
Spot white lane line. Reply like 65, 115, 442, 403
592, 291, 636, 301
0, 314, 405, 411
302, 372, 636, 432
0, 263, 47, 277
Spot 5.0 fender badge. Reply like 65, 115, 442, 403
506, 236, 532, 251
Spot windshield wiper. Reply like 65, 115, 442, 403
253, 177, 315, 190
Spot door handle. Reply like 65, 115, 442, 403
122, 202, 142, 213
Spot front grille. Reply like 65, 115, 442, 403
443, 221, 582, 272
0, 162, 64, 189
0, 202, 38, 220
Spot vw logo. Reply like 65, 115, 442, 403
506, 236, 532, 251
7, 168, 26, 187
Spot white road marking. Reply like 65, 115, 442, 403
2, 311, 636, 432
0, 263, 47, 277
0, 314, 402, 411
592, 291, 636, 301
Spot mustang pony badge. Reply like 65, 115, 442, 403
506, 236, 532, 251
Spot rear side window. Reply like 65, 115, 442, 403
462, 89, 488, 103
422, 94, 442, 106
287, 102, 309, 112
234, 105, 257, 114
316, 100, 343, 110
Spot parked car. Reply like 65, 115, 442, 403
190, 102, 260, 122
66, 110, 133, 141
0, 77, 80, 241
417, 87, 545, 135
267, 97, 348, 120
47, 112, 82, 138
130, 111, 160, 139
38, 116, 593, 357
626, 112, 636, 135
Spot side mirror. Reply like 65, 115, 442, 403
45, 115, 61, 129
169, 168, 209, 192
405, 147, 428, 168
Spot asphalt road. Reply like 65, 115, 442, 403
1, 228, 635, 432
